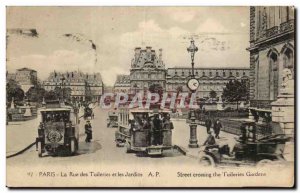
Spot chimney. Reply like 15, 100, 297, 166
134, 47, 141, 62
146, 46, 152, 53
159, 48, 162, 61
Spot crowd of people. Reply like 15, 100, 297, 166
129, 113, 174, 145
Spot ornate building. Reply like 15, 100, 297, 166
248, 6, 294, 115
43, 71, 103, 102
166, 67, 250, 98
130, 47, 166, 94
6, 68, 38, 93
114, 47, 250, 98
114, 75, 131, 93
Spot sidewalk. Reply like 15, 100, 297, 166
172, 120, 237, 159
6, 107, 86, 157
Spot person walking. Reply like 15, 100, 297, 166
213, 119, 222, 139
205, 117, 212, 134
85, 120, 93, 143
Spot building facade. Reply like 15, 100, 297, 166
7, 67, 38, 93
166, 67, 250, 98
248, 6, 294, 114
114, 47, 250, 98
43, 71, 103, 102
130, 47, 166, 94
114, 75, 131, 93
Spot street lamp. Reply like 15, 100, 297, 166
187, 38, 199, 148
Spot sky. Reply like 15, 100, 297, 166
6, 7, 250, 86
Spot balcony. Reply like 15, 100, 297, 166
280, 19, 294, 33
266, 26, 279, 38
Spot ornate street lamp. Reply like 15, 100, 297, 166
186, 38, 199, 148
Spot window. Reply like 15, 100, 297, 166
209, 72, 212, 77
203, 72, 205, 76
229, 71, 232, 76
283, 48, 294, 76
243, 71, 246, 75
216, 72, 219, 76
236, 72, 239, 76
182, 71, 184, 76
223, 71, 226, 77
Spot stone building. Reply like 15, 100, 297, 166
166, 67, 250, 98
130, 47, 166, 94
43, 71, 103, 102
114, 75, 131, 93
6, 67, 38, 93
248, 6, 294, 118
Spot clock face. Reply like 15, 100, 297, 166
187, 78, 199, 91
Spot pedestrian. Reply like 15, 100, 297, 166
205, 117, 212, 134
213, 119, 222, 139
153, 114, 162, 145
85, 120, 93, 143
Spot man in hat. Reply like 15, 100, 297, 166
213, 119, 222, 139
205, 117, 212, 134
203, 131, 217, 150
85, 120, 93, 143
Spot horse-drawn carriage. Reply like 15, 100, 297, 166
115, 107, 174, 156
199, 121, 291, 167
36, 101, 80, 157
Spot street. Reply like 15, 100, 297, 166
8, 106, 236, 167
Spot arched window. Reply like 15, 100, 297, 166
282, 47, 294, 77
268, 51, 279, 100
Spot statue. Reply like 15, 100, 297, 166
280, 68, 294, 95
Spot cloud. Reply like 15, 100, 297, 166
195, 18, 229, 33
166, 8, 197, 23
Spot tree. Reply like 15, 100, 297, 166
209, 90, 217, 99
6, 79, 24, 104
44, 90, 59, 101
53, 86, 72, 102
26, 83, 46, 103
222, 79, 249, 109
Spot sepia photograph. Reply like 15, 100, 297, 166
5, 6, 295, 188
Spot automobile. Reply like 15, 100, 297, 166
199, 121, 291, 167
35, 101, 80, 157
107, 111, 118, 128
115, 107, 174, 156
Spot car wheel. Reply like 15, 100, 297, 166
125, 142, 132, 153
256, 159, 273, 167
37, 141, 42, 157
199, 155, 215, 167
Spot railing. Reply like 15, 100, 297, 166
257, 19, 294, 41
280, 19, 294, 33
266, 26, 279, 38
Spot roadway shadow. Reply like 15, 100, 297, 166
76, 140, 102, 155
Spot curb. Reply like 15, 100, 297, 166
173, 145, 198, 159
6, 142, 36, 159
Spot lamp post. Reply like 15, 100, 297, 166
187, 38, 199, 148
60, 76, 66, 104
